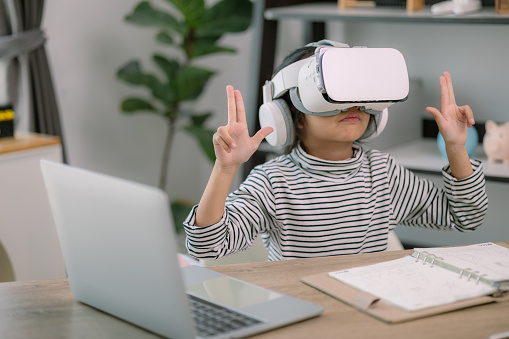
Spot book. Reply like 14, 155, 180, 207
328, 242, 509, 312
301, 242, 509, 323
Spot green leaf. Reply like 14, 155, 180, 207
176, 66, 215, 102
117, 60, 141, 76
153, 54, 179, 84
117, 60, 176, 106
183, 125, 216, 163
117, 60, 150, 86
125, 1, 182, 32
189, 112, 212, 127
167, 0, 205, 27
189, 37, 236, 58
155, 31, 174, 45
120, 97, 156, 113
197, 0, 252, 37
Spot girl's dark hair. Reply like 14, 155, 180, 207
272, 46, 377, 154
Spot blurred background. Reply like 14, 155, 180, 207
1, 0, 508, 281
38, 0, 508, 205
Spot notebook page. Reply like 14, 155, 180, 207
329, 256, 497, 312
414, 243, 509, 282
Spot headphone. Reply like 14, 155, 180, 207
259, 40, 390, 147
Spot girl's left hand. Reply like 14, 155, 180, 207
426, 71, 475, 148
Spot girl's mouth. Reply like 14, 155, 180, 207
340, 112, 361, 122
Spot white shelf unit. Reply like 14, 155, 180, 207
387, 138, 509, 182
0, 133, 66, 282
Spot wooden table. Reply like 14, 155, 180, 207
1, 244, 508, 339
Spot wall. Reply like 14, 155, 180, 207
42, 0, 252, 204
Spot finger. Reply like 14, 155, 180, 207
444, 71, 456, 105
214, 134, 232, 153
226, 85, 237, 124
439, 76, 450, 109
213, 131, 231, 152
426, 106, 444, 123
215, 126, 237, 149
234, 90, 247, 123
251, 126, 274, 145
459, 105, 475, 127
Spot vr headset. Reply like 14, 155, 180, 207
259, 40, 409, 147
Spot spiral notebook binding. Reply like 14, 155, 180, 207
459, 268, 472, 279
412, 250, 429, 263
475, 273, 488, 285
413, 251, 490, 284
414, 250, 493, 286
455, 267, 490, 285
429, 255, 443, 268
412, 251, 445, 268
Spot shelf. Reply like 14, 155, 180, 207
387, 139, 509, 182
265, 3, 509, 24
0, 132, 61, 155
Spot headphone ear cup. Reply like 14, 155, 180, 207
259, 99, 295, 147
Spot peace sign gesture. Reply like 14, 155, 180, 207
213, 85, 273, 170
426, 71, 475, 179
426, 72, 475, 148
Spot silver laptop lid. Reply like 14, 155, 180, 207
41, 160, 196, 338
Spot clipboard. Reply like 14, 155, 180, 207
301, 271, 509, 323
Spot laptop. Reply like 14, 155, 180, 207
40, 160, 323, 339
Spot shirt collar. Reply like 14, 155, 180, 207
289, 143, 364, 181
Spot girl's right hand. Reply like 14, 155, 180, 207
213, 85, 273, 171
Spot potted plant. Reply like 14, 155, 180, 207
116, 0, 252, 231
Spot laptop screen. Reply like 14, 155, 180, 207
187, 276, 282, 308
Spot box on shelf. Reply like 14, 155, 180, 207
337, 0, 424, 11
496, 0, 509, 13
0, 105, 14, 138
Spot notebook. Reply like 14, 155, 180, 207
40, 160, 323, 339
302, 242, 509, 323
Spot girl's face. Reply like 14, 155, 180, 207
299, 107, 370, 160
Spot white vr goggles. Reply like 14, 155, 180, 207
259, 41, 410, 147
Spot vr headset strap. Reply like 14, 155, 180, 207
289, 88, 316, 115
270, 58, 310, 100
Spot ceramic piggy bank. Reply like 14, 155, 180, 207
483, 120, 509, 164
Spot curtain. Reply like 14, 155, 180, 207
0, 0, 66, 162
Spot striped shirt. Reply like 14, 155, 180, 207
184, 144, 488, 261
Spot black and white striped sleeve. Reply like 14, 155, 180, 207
388, 155, 488, 231
183, 167, 276, 259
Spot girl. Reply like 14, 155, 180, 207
184, 44, 488, 261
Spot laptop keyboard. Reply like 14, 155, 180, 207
188, 293, 264, 337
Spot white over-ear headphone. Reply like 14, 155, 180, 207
259, 40, 394, 147
258, 87, 295, 147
